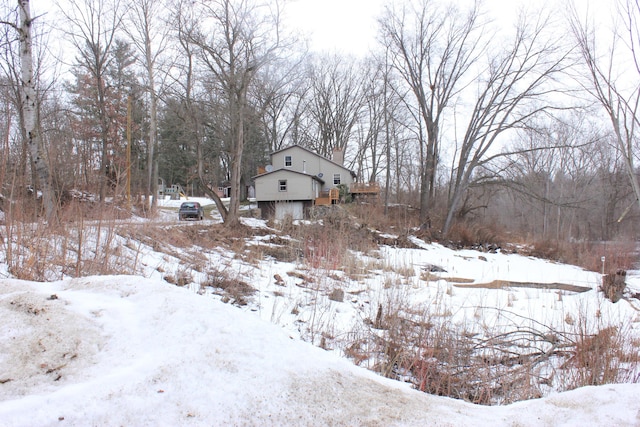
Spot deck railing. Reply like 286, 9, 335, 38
315, 184, 380, 205
350, 182, 380, 194
315, 188, 340, 206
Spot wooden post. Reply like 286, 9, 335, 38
127, 94, 132, 211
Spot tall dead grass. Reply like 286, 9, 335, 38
341, 289, 640, 405
555, 306, 640, 390
3, 199, 639, 406
526, 239, 636, 274
2, 201, 148, 280
270, 207, 378, 272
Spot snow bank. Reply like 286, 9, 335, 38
1, 277, 639, 426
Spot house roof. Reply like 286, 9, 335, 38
270, 144, 357, 178
252, 168, 325, 185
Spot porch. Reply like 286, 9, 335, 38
314, 188, 340, 206
314, 182, 381, 206
350, 182, 380, 202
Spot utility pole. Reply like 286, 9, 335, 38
127, 94, 132, 211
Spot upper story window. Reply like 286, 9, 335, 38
285, 155, 292, 167
278, 180, 287, 192
333, 173, 341, 185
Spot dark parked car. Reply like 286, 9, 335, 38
178, 201, 204, 221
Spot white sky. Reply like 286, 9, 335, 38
31, 0, 613, 58
286, 0, 387, 54
285, 0, 534, 55
285, 0, 612, 55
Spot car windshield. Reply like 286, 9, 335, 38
182, 203, 196, 208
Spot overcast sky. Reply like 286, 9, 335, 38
286, 0, 387, 54
285, 0, 614, 56
285, 0, 552, 55
31, 0, 613, 58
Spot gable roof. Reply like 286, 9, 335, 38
252, 168, 325, 184
270, 144, 356, 178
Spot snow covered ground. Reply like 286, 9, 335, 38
1, 197, 640, 426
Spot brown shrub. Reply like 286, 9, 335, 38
561, 323, 640, 389
528, 239, 561, 260
600, 270, 627, 303
526, 239, 636, 274
164, 268, 192, 287
350, 203, 423, 238
201, 268, 255, 306
445, 222, 504, 249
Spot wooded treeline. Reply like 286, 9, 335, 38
1, 0, 640, 241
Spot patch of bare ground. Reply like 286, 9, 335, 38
453, 280, 592, 293
421, 273, 475, 283
121, 221, 260, 251
374, 232, 422, 249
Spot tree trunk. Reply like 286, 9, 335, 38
18, 0, 56, 223
146, 39, 159, 212
197, 132, 228, 222
97, 73, 109, 202
148, 84, 159, 212
226, 87, 246, 227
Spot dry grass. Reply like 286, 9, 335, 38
348, 203, 420, 234
340, 288, 640, 405
200, 266, 256, 306
553, 303, 640, 389
164, 267, 193, 287
3, 199, 639, 406
526, 239, 636, 274
444, 222, 505, 249
267, 207, 380, 272
3, 209, 136, 280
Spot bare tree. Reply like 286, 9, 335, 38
358, 65, 385, 183
351, 53, 406, 203
305, 54, 366, 160
1, 1, 57, 222
168, 0, 229, 221
252, 58, 308, 152
59, 0, 125, 202
569, 1, 640, 218
124, 0, 170, 212
442, 12, 570, 235
379, 0, 484, 227
497, 115, 600, 240
187, 0, 284, 227
0, 9, 30, 197
351, 63, 384, 185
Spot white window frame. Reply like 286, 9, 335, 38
278, 179, 287, 192
333, 173, 341, 185
284, 155, 292, 167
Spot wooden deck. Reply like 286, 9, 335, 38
314, 183, 380, 205
350, 182, 380, 194
314, 188, 340, 206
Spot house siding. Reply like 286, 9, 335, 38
253, 145, 357, 219
269, 146, 354, 192
255, 169, 315, 201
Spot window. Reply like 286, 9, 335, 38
285, 155, 292, 167
333, 173, 341, 185
278, 180, 287, 192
